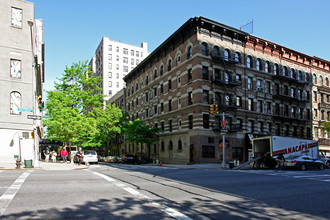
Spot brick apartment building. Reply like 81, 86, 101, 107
120, 17, 329, 164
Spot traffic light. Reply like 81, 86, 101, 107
210, 104, 214, 115
38, 96, 44, 111
215, 104, 219, 114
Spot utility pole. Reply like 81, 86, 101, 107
220, 112, 229, 168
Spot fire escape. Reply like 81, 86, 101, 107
210, 51, 241, 133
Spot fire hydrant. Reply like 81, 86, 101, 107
16, 158, 22, 169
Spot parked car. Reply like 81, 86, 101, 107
285, 155, 324, 171
122, 154, 140, 164
74, 150, 98, 164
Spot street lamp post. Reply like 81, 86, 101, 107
11, 132, 23, 168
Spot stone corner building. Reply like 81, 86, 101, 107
123, 17, 330, 164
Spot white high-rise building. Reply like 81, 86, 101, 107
90, 37, 149, 101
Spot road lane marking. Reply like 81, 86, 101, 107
91, 171, 192, 220
0, 171, 33, 216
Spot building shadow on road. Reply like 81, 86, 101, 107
1, 197, 172, 220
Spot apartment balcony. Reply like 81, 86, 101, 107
217, 103, 239, 110
212, 78, 241, 87
210, 52, 239, 65
213, 124, 242, 133
319, 102, 330, 109
318, 138, 330, 146
272, 74, 310, 86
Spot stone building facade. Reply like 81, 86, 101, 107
0, 0, 44, 165
122, 17, 329, 164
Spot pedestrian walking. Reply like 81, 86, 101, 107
51, 150, 57, 163
76, 147, 83, 166
61, 147, 68, 163
44, 147, 50, 162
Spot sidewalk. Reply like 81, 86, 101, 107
0, 160, 88, 170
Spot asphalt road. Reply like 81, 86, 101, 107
1, 164, 330, 220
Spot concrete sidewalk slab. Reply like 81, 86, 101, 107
0, 160, 88, 170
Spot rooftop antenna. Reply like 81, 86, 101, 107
240, 19, 253, 34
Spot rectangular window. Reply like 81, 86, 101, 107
247, 77, 253, 90
248, 120, 254, 133
168, 100, 172, 111
267, 102, 272, 114
257, 100, 263, 113
203, 90, 209, 104
169, 120, 172, 132
188, 92, 193, 105
161, 103, 164, 112
168, 80, 172, 91
11, 7, 22, 27
236, 96, 242, 107
313, 91, 317, 102
154, 105, 157, 115
131, 50, 134, 56
10, 59, 22, 78
188, 69, 192, 82
202, 66, 209, 80
248, 98, 253, 111
214, 68, 220, 80
202, 146, 215, 158
203, 114, 209, 129
161, 122, 164, 132
188, 115, 193, 129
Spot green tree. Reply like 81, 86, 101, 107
123, 119, 160, 158
91, 104, 123, 154
43, 61, 104, 149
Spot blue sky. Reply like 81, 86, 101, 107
31, 0, 330, 93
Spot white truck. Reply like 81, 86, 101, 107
251, 136, 330, 168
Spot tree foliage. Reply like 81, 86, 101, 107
43, 61, 122, 148
122, 119, 160, 147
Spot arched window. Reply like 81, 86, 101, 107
154, 69, 157, 80
213, 46, 220, 56
145, 75, 149, 85
187, 46, 192, 59
246, 56, 252, 68
305, 73, 310, 82
160, 65, 164, 76
161, 141, 165, 151
135, 83, 138, 91
169, 140, 173, 150
224, 72, 230, 83
298, 71, 302, 81
224, 49, 230, 61
256, 59, 262, 71
10, 91, 21, 115
283, 66, 288, 76
319, 75, 323, 86
290, 69, 296, 79
326, 78, 329, 86
178, 140, 182, 151
168, 59, 172, 71
274, 64, 279, 75
201, 43, 208, 56
313, 74, 317, 84
265, 61, 270, 73
234, 52, 240, 63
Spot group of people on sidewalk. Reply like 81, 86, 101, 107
43, 147, 84, 165
43, 147, 69, 163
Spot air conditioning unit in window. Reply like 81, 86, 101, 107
257, 87, 263, 92
267, 110, 272, 114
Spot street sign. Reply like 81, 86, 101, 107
18, 108, 33, 112
27, 115, 41, 120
